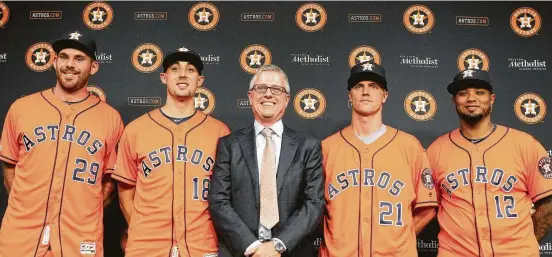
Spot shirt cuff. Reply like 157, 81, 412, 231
272, 238, 287, 252
245, 240, 262, 256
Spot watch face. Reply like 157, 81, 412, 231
275, 242, 284, 251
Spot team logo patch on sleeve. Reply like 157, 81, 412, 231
422, 168, 434, 189
538, 157, 552, 179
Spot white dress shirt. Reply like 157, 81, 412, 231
245, 119, 286, 255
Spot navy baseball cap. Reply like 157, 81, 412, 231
447, 69, 492, 95
347, 61, 388, 91
53, 30, 97, 60
162, 47, 204, 74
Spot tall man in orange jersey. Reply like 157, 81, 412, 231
0, 30, 124, 257
113, 46, 230, 257
426, 69, 552, 257
319, 61, 438, 257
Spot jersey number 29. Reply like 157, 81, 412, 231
72, 158, 100, 185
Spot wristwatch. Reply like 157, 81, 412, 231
272, 239, 285, 254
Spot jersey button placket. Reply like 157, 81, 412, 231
361, 154, 373, 256
173, 134, 186, 248
472, 150, 491, 256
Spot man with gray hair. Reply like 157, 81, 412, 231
209, 64, 325, 257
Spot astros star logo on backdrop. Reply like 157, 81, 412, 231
196, 8, 212, 23
302, 95, 318, 111
356, 52, 373, 63
465, 55, 481, 69
140, 50, 156, 65
91, 7, 105, 22
518, 13, 533, 28
248, 51, 264, 66
304, 9, 319, 24
412, 96, 429, 113
195, 94, 208, 109
411, 11, 426, 26
34, 49, 49, 63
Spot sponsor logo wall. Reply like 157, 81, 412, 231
1, 2, 551, 257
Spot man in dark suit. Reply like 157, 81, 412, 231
208, 64, 325, 257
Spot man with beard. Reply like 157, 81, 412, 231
0, 30, 124, 257
113, 47, 230, 257
426, 69, 552, 257
319, 61, 438, 257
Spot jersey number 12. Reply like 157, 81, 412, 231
494, 195, 518, 219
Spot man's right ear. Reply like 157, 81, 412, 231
160, 72, 167, 84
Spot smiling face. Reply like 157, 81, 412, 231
247, 70, 290, 125
160, 61, 204, 101
53, 48, 98, 93
453, 87, 495, 125
348, 80, 388, 117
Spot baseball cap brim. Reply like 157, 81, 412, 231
447, 79, 492, 95
162, 52, 203, 74
347, 73, 388, 91
53, 39, 96, 60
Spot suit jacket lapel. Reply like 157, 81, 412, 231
238, 125, 260, 206
276, 126, 298, 195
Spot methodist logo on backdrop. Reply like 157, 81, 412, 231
239, 44, 272, 74
514, 93, 547, 124
96, 52, 113, 64
403, 5, 434, 34
294, 88, 327, 119
87, 85, 106, 102
510, 7, 541, 37
0, 53, 6, 63
25, 42, 55, 72
194, 87, 216, 115
189, 2, 219, 31
417, 239, 439, 252
131, 43, 163, 73
508, 58, 546, 71
457, 48, 489, 71
295, 2, 327, 32
200, 53, 220, 65
400, 55, 439, 68
540, 241, 552, 254
0, 2, 9, 28
290, 53, 330, 66
348, 45, 381, 68
82, 2, 113, 30
404, 90, 437, 121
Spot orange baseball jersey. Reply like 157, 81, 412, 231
319, 125, 438, 257
112, 109, 230, 257
0, 89, 124, 257
427, 125, 552, 257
